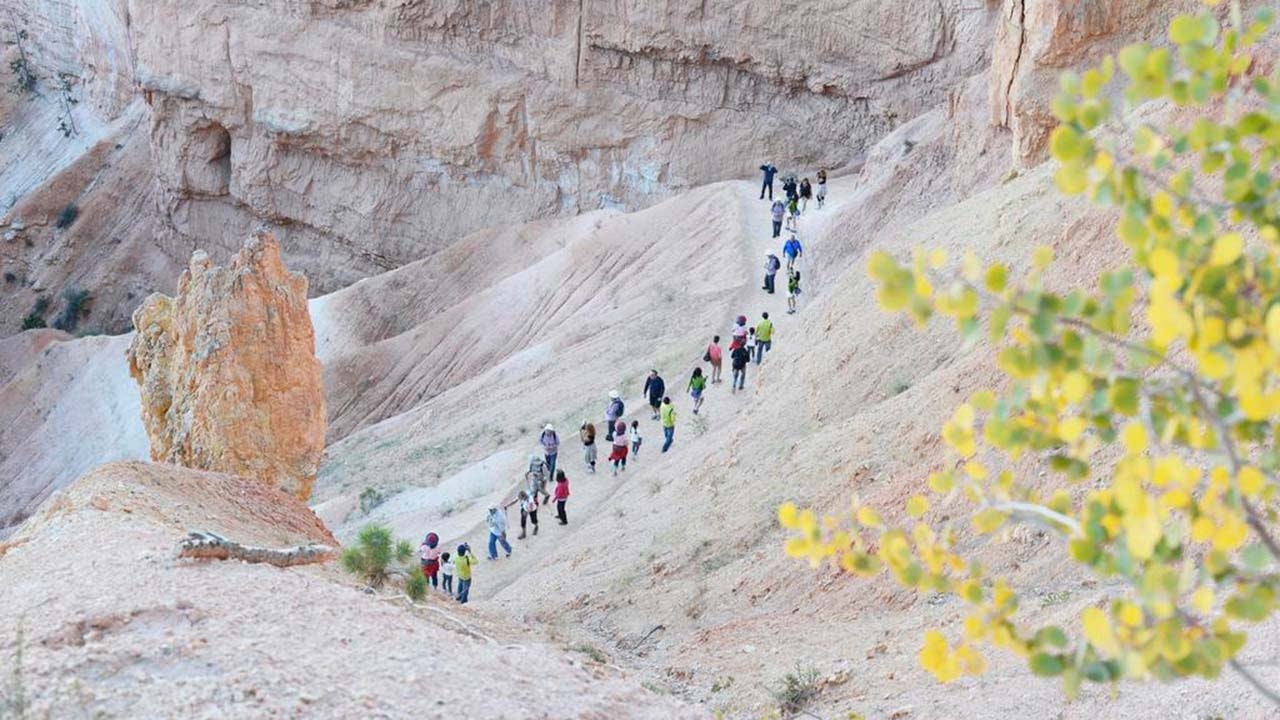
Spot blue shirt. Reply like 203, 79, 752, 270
784, 239, 802, 258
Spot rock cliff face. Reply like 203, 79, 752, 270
127, 0, 999, 291
127, 233, 325, 500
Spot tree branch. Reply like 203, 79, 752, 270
176, 531, 334, 567
1230, 658, 1280, 708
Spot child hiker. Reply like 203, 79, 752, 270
629, 420, 642, 458
505, 490, 539, 539
440, 551, 454, 594
419, 532, 441, 589
580, 420, 597, 473
788, 269, 802, 314
688, 366, 706, 414
454, 544, 474, 603
609, 420, 629, 475
554, 470, 570, 524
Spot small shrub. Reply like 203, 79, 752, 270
340, 523, 413, 588
54, 204, 78, 229
770, 664, 822, 717
358, 486, 385, 515
32, 296, 49, 315
51, 287, 90, 332
2, 272, 14, 283
571, 643, 608, 664
7, 30, 36, 96
891, 377, 911, 395
20, 312, 44, 330
405, 567, 427, 602
1, 620, 28, 719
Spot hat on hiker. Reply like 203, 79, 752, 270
425, 532, 438, 546
544, 423, 554, 431
609, 390, 619, 399
458, 543, 469, 554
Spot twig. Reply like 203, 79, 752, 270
630, 623, 665, 651
987, 501, 1082, 536
1230, 658, 1280, 707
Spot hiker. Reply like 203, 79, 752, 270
486, 506, 513, 560
799, 178, 813, 212
505, 490, 539, 539
526, 452, 550, 505
660, 396, 677, 452
782, 176, 798, 202
580, 420, 597, 473
539, 423, 559, 478
770, 196, 785, 238
746, 327, 757, 363
419, 532, 442, 589
785, 195, 800, 231
755, 312, 774, 364
783, 234, 803, 271
440, 551, 454, 594
705, 336, 723, 383
629, 420, 643, 458
759, 162, 778, 199
730, 339, 751, 392
609, 420, 629, 475
730, 315, 748, 350
454, 544, 474, 603
604, 390, 624, 441
642, 370, 666, 420
688, 366, 707, 414
788, 269, 802, 314
763, 252, 781, 294
816, 169, 828, 209
553, 470, 570, 524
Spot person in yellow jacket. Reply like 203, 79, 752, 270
660, 397, 677, 453
754, 312, 774, 364
454, 543, 475, 604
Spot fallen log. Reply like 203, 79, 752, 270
176, 530, 334, 567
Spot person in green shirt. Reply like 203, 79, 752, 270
660, 397, 677, 453
688, 367, 707, 414
454, 543, 474, 604
755, 312, 774, 364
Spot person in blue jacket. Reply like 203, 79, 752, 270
783, 234, 803, 271
642, 369, 666, 420
759, 163, 777, 200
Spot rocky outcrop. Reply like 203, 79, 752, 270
127, 233, 325, 500
127, 0, 1000, 292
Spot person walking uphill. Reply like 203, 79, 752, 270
580, 420, 597, 473
705, 336, 723, 383
770, 197, 785, 238
688, 367, 707, 414
759, 162, 777, 200
642, 370, 665, 420
505, 490, 539, 539
486, 506, 512, 560
539, 424, 559, 479
660, 397, 677, 452
799, 177, 813, 212
419, 532, 442, 589
604, 391, 624, 441
553, 470, 570, 525
730, 340, 751, 392
454, 544, 474, 603
755, 312, 773, 364
609, 420, 629, 475
783, 234, 803, 271
763, 252, 781, 294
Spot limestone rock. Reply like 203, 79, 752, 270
127, 232, 324, 500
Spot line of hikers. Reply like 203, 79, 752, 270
414, 167, 817, 604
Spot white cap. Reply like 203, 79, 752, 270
544, 423, 554, 431
609, 390, 619, 399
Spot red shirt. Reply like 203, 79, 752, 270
554, 479, 570, 500
707, 343, 722, 361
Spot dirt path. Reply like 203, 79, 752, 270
444, 176, 858, 604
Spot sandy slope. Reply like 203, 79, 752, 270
0, 461, 701, 719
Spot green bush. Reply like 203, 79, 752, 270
51, 287, 90, 332
770, 664, 822, 717
54, 204, 78, 230
405, 567, 427, 602
19, 312, 44, 330
340, 523, 413, 588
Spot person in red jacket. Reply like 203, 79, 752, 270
553, 470, 570, 525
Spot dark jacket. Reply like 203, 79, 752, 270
731, 346, 751, 370
783, 179, 798, 199
760, 164, 777, 183
799, 180, 812, 198
643, 375, 666, 404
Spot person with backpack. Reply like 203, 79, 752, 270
799, 178, 813, 212
759, 163, 777, 200
419, 532, 442, 589
660, 397, 677, 452
782, 176, 798, 202
688, 367, 707, 414
746, 327, 757, 362
730, 341, 751, 392
604, 390, 624, 441
783, 234, 803, 271
755, 312, 774, 364
609, 420, 628, 475
553, 470, 571, 524
770, 196, 785, 238
526, 452, 550, 505
505, 490, 539, 539
454, 544, 474, 603
486, 506, 512, 560
787, 269, 802, 314
763, 252, 782, 294
539, 424, 559, 478
816, 169, 828, 209
730, 315, 748, 350
705, 336, 723, 383
785, 195, 800, 231
642, 370, 665, 420
580, 420, 597, 473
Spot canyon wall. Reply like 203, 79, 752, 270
126, 0, 1000, 291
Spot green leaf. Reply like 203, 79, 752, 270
1030, 653, 1066, 677
1170, 14, 1204, 45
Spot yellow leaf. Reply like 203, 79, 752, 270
856, 506, 883, 529
1083, 606, 1121, 656
1210, 233, 1244, 266
1191, 516, 1216, 543
907, 495, 930, 518
1266, 305, 1280, 351
778, 502, 798, 528
1212, 518, 1248, 552
972, 508, 1005, 534
1062, 372, 1090, 404
1033, 245, 1055, 271
919, 630, 961, 682
1150, 248, 1181, 281
927, 249, 948, 269
784, 537, 809, 558
1059, 416, 1087, 443
1119, 602, 1144, 627
1122, 423, 1148, 456
1191, 587, 1214, 615
1239, 466, 1266, 498
963, 461, 988, 480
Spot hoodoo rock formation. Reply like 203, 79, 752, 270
127, 232, 325, 500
